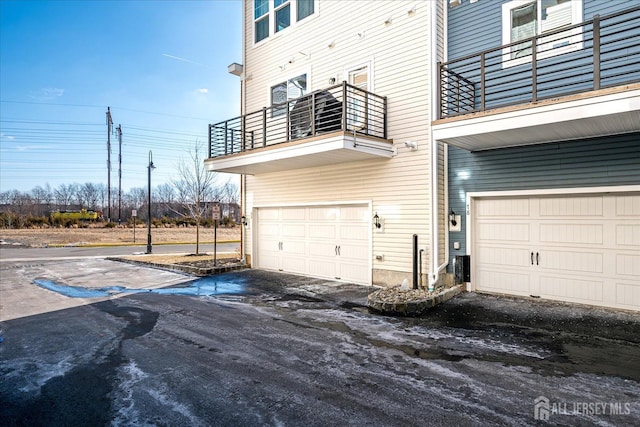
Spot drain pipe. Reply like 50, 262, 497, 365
428, 0, 448, 292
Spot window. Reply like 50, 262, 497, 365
274, 0, 290, 33
253, 0, 317, 44
255, 0, 269, 43
271, 74, 307, 117
502, 0, 582, 64
297, 0, 314, 21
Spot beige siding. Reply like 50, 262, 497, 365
241, 0, 443, 284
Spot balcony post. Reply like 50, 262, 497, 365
224, 121, 229, 155
480, 53, 486, 112
286, 100, 291, 141
342, 81, 348, 131
531, 35, 537, 103
311, 92, 316, 135
208, 124, 212, 158
241, 115, 246, 151
383, 96, 388, 140
593, 15, 601, 90
262, 107, 267, 147
437, 62, 442, 119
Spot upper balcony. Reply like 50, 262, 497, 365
433, 6, 640, 151
205, 82, 392, 175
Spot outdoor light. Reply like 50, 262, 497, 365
146, 150, 156, 254
374, 212, 382, 229
241, 215, 248, 226
449, 209, 457, 227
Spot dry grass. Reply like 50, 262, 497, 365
0, 226, 240, 247
118, 253, 238, 265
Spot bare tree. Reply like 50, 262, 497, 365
156, 183, 176, 218
54, 183, 76, 209
79, 182, 100, 210
172, 142, 217, 254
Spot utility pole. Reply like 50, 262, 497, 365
106, 107, 113, 223
117, 124, 122, 223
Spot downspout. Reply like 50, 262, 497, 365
428, 0, 449, 291
240, 0, 247, 263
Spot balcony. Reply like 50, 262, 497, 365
433, 6, 640, 151
206, 82, 392, 175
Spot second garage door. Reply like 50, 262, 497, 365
473, 193, 640, 311
256, 205, 371, 284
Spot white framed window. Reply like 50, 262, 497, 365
502, 0, 583, 67
270, 73, 307, 117
345, 61, 375, 132
253, 0, 317, 45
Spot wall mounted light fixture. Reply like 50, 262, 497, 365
449, 209, 457, 227
374, 212, 382, 229
241, 215, 248, 226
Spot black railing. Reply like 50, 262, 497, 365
209, 81, 387, 158
438, 6, 640, 119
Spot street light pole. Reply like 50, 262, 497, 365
146, 150, 155, 254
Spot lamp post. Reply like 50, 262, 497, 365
146, 150, 155, 254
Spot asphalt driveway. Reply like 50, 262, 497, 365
1, 259, 639, 426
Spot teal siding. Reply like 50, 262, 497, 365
446, 133, 640, 272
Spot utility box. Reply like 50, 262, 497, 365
454, 255, 471, 284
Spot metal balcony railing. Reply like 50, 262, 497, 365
438, 6, 640, 119
209, 81, 387, 159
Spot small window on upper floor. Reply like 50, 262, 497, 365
502, 0, 582, 66
254, 0, 317, 45
255, 0, 270, 43
297, 0, 314, 21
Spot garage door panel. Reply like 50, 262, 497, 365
539, 276, 604, 303
309, 207, 338, 221
477, 198, 530, 217
616, 195, 640, 215
282, 256, 308, 274
340, 206, 368, 221
308, 224, 337, 240
617, 254, 640, 276
308, 259, 337, 279
540, 223, 603, 245
616, 282, 640, 309
540, 196, 603, 217
309, 242, 337, 257
339, 263, 370, 284
616, 224, 640, 246
340, 224, 368, 241
540, 250, 603, 274
281, 208, 306, 220
476, 246, 530, 268
477, 269, 531, 295
282, 223, 306, 238
477, 223, 530, 242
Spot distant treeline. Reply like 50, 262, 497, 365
0, 181, 240, 229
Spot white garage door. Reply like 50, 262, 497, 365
473, 193, 640, 311
256, 205, 371, 284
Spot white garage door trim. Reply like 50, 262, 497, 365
466, 185, 640, 311
253, 201, 372, 285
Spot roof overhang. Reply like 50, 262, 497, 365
204, 132, 394, 175
432, 86, 640, 151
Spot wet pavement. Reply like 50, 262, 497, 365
1, 260, 639, 426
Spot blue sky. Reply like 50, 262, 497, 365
0, 0, 242, 193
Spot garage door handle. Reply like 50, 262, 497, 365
536, 252, 539, 266
531, 252, 534, 265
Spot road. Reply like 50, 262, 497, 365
0, 242, 240, 261
1, 260, 639, 426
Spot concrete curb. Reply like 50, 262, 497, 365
108, 256, 247, 276
47, 240, 240, 248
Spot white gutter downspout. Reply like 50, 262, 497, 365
429, 0, 449, 291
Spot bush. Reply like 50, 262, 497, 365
104, 221, 117, 228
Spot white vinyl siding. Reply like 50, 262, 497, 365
242, 1, 442, 284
